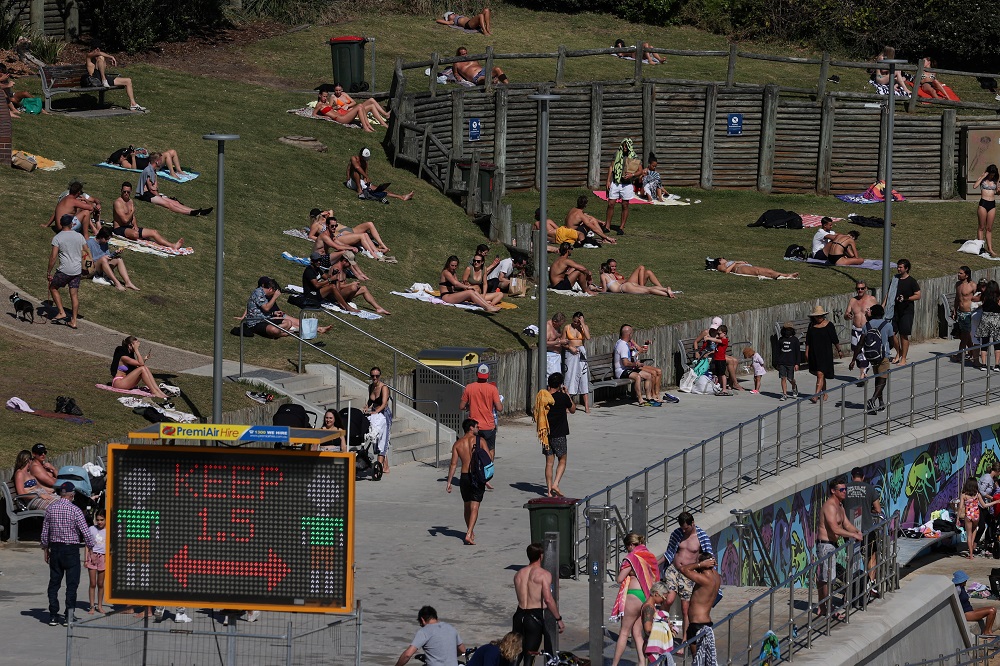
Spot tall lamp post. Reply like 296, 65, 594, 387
881, 60, 905, 299
203, 133, 240, 424
529, 93, 560, 397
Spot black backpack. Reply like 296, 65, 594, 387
273, 403, 313, 428
469, 435, 494, 488
784, 244, 808, 260
861, 321, 888, 364
749, 209, 803, 229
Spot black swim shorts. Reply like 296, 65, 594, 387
460, 472, 484, 503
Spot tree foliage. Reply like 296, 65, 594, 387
81, 0, 227, 53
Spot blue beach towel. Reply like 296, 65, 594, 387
93, 162, 199, 183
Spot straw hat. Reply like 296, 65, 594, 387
809, 305, 828, 317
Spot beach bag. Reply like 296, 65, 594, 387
300, 313, 318, 340
784, 244, 808, 260
861, 321, 888, 365
507, 277, 529, 298
693, 357, 710, 376
749, 209, 803, 229
11, 151, 36, 172
678, 368, 697, 393
19, 97, 42, 114
692, 374, 714, 394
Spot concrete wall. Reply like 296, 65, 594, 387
794, 575, 972, 666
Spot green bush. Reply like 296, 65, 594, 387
27, 32, 67, 64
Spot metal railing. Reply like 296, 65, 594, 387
574, 343, 1000, 574
669, 513, 900, 665
238, 317, 447, 466
902, 635, 1000, 666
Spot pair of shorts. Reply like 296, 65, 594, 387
958, 310, 973, 333
619, 368, 638, 379
512, 607, 549, 655
112, 225, 143, 238
711, 359, 727, 378
546, 435, 567, 458
248, 320, 273, 336
85, 551, 106, 570
554, 226, 579, 244
135, 191, 155, 203
893, 309, 914, 336
459, 472, 485, 503
686, 621, 713, 641
778, 364, 796, 380
546, 352, 562, 376
851, 326, 864, 347
607, 182, 635, 201
981, 199, 996, 212
816, 541, 836, 583
663, 563, 694, 601
552, 278, 573, 291
479, 428, 497, 453
50, 271, 81, 290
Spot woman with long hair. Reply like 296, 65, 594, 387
312, 90, 376, 132
976, 280, 1000, 370
563, 311, 592, 413
364, 366, 393, 475
975, 164, 999, 257
110, 336, 169, 399
439, 255, 502, 312
960, 477, 997, 559
611, 532, 660, 666
320, 409, 346, 453
600, 260, 676, 297
13, 449, 57, 510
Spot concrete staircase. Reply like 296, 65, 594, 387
245, 364, 455, 466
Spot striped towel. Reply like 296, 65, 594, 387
800, 214, 845, 228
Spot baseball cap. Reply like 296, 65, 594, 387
477, 364, 490, 379
361, 148, 371, 158
310, 251, 325, 262
57, 481, 76, 495
953, 570, 969, 585
711, 316, 723, 328
32, 443, 47, 455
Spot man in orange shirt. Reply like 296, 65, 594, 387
459, 364, 503, 458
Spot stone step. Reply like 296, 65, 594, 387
272, 374, 328, 394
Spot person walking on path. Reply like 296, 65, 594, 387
611, 533, 660, 666
512, 543, 565, 666
976, 464, 1000, 557
563, 311, 591, 412
843, 467, 883, 595
775, 322, 800, 401
805, 305, 841, 403
678, 552, 721, 662
460, 364, 503, 457
41, 482, 96, 626
954, 267, 977, 365
845, 281, 877, 378
816, 476, 863, 619
890, 258, 921, 365
540, 371, 574, 498
445, 419, 489, 545
394, 606, 466, 666
864, 304, 894, 414
47, 214, 89, 329
656, 512, 714, 650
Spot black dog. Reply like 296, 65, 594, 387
10, 293, 33, 323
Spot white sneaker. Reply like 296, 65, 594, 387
245, 610, 260, 623
130, 103, 147, 112
92, 276, 113, 286
173, 612, 192, 623
154, 606, 165, 619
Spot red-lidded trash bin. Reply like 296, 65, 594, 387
329, 36, 367, 93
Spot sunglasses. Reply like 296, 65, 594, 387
371, 373, 380, 379
835, 486, 847, 492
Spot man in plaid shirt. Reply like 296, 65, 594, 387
41, 482, 95, 626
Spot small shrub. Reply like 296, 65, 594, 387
0, 0, 25, 49
27, 33, 67, 64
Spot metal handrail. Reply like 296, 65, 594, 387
902, 635, 1000, 666
671, 512, 901, 665
574, 342, 1000, 573
238, 320, 445, 466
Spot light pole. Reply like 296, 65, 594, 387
881, 60, 905, 299
529, 93, 560, 397
202, 133, 240, 424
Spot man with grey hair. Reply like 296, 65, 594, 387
614, 324, 662, 406
41, 482, 95, 626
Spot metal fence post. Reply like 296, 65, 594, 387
543, 532, 561, 655
587, 507, 609, 663
356, 600, 364, 666
631, 489, 647, 538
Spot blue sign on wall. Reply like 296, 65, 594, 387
470, 118, 481, 142
727, 113, 743, 136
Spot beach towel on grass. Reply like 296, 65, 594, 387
284, 228, 312, 241
107, 236, 193, 257
282, 284, 383, 320
95, 383, 155, 396
6, 404, 93, 424
805, 257, 893, 271
282, 251, 311, 267
392, 284, 483, 310
800, 214, 845, 228
14, 151, 65, 171
548, 288, 592, 296
706, 268, 798, 280
592, 189, 651, 205
93, 162, 199, 183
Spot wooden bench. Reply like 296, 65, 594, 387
2, 481, 46, 542
39, 64, 126, 112
676, 336, 752, 375
587, 352, 634, 404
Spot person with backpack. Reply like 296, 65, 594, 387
775, 323, 800, 401
445, 419, 491, 546
863, 304, 894, 414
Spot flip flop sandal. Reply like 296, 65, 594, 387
51, 316, 69, 325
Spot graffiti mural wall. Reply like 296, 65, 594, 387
712, 424, 1000, 586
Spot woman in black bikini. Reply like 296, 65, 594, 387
436, 9, 492, 34
975, 164, 999, 257
363, 367, 392, 474
823, 230, 864, 266
439, 255, 503, 312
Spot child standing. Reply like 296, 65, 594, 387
712, 325, 731, 396
776, 323, 801, 400
743, 347, 767, 393
86, 510, 107, 614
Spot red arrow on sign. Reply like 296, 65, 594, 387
165, 545, 291, 590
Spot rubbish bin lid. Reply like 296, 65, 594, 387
330, 35, 366, 43
524, 497, 578, 508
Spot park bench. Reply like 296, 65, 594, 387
586, 352, 633, 404
2, 480, 46, 542
39, 63, 125, 112
676, 336, 752, 376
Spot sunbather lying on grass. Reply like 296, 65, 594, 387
436, 9, 492, 34
707, 257, 799, 279
312, 91, 376, 132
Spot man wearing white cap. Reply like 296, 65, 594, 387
346, 148, 414, 201
460, 364, 503, 459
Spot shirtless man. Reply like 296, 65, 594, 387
657, 512, 714, 646
546, 312, 568, 377
823, 230, 864, 266
112, 182, 185, 250
549, 243, 594, 292
678, 551, 722, 654
346, 148, 413, 201
845, 281, 877, 375
84, 40, 146, 111
46, 181, 100, 239
445, 419, 489, 545
565, 195, 617, 245
325, 256, 391, 316
953, 266, 977, 363
816, 476, 863, 617
512, 543, 565, 666
454, 47, 509, 86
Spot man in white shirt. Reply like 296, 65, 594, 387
811, 217, 836, 260
486, 255, 527, 293
613, 324, 661, 406
47, 215, 89, 329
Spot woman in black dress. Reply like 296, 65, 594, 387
805, 305, 842, 402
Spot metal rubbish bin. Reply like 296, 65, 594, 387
415, 347, 495, 433
524, 497, 578, 578
329, 36, 367, 92
456, 161, 496, 207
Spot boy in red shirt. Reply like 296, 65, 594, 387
711, 326, 732, 396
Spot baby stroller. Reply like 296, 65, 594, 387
272, 403, 315, 450
57, 465, 98, 519
339, 407, 383, 481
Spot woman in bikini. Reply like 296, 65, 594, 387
960, 477, 999, 559
611, 533, 659, 666
110, 335, 169, 399
328, 218, 395, 261
600, 260, 676, 297
563, 311, 591, 413
363, 367, 392, 475
919, 57, 949, 99
461, 253, 504, 299
439, 255, 502, 312
823, 230, 865, 266
436, 8, 492, 34
329, 85, 390, 125
975, 164, 999, 257
709, 257, 799, 280
13, 450, 57, 510
868, 46, 910, 97
312, 91, 376, 132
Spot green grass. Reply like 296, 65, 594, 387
1, 7, 995, 390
